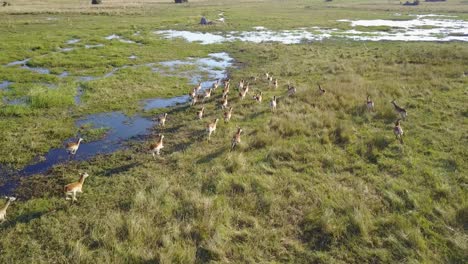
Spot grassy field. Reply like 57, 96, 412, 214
0, 0, 467, 263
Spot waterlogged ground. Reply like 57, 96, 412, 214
156, 14, 468, 43
0, 1, 467, 263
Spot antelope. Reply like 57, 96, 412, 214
149, 134, 164, 158
224, 107, 233, 122
393, 119, 404, 144
238, 79, 245, 91
213, 79, 220, 90
203, 88, 213, 102
66, 138, 83, 156
274, 78, 278, 89
197, 106, 205, 119
265, 72, 270, 79
268, 76, 273, 83
270, 96, 277, 111
191, 95, 198, 106
221, 95, 229, 109
231, 127, 243, 151
194, 82, 202, 93
222, 83, 230, 98
253, 91, 263, 103
239, 88, 248, 100
287, 84, 296, 96
206, 118, 219, 140
0, 196, 16, 222
366, 96, 375, 112
391, 100, 407, 120
64, 172, 90, 202
158, 113, 168, 127
223, 79, 230, 89
318, 84, 326, 95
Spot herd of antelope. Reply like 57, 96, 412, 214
1, 72, 409, 219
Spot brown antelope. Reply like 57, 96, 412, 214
253, 91, 263, 103
270, 96, 277, 111
191, 95, 198, 106
274, 78, 278, 89
223, 79, 230, 89
287, 84, 296, 96
66, 138, 83, 156
149, 134, 164, 158
224, 107, 233, 122
189, 87, 197, 99
206, 118, 219, 140
197, 106, 205, 120
0, 196, 16, 222
239, 88, 248, 100
393, 119, 404, 144
203, 88, 213, 102
318, 84, 326, 95
391, 100, 407, 119
64, 172, 90, 202
265, 72, 270, 79
231, 127, 243, 151
222, 83, 230, 98
194, 82, 202, 93
221, 95, 229, 109
212, 79, 220, 90
268, 76, 273, 83
238, 79, 245, 91
366, 96, 375, 112
158, 113, 168, 127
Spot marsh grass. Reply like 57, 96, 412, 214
0, 1, 467, 263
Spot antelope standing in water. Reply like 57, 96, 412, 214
64, 173, 90, 202
231, 127, 243, 151
253, 91, 263, 103
0, 197, 16, 222
366, 96, 375, 112
224, 107, 233, 122
206, 118, 219, 140
287, 84, 296, 96
393, 119, 404, 144
197, 106, 205, 120
270, 96, 277, 111
391, 100, 407, 120
149, 134, 164, 158
66, 138, 83, 157
157, 113, 168, 127
318, 84, 326, 95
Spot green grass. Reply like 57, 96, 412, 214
0, 1, 467, 263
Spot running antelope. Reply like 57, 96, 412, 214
149, 134, 164, 158
0, 196, 16, 222
222, 83, 230, 98
287, 85, 296, 96
391, 100, 407, 120
191, 95, 199, 106
253, 91, 263, 103
231, 127, 243, 151
393, 119, 404, 144
213, 79, 220, 90
224, 107, 233, 122
158, 113, 168, 127
366, 96, 375, 112
206, 118, 219, 140
270, 96, 277, 111
238, 79, 245, 91
318, 84, 326, 95
197, 106, 205, 119
221, 95, 229, 109
203, 88, 213, 102
223, 79, 230, 89
194, 82, 202, 93
64, 173, 90, 202
239, 88, 248, 100
66, 138, 83, 156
